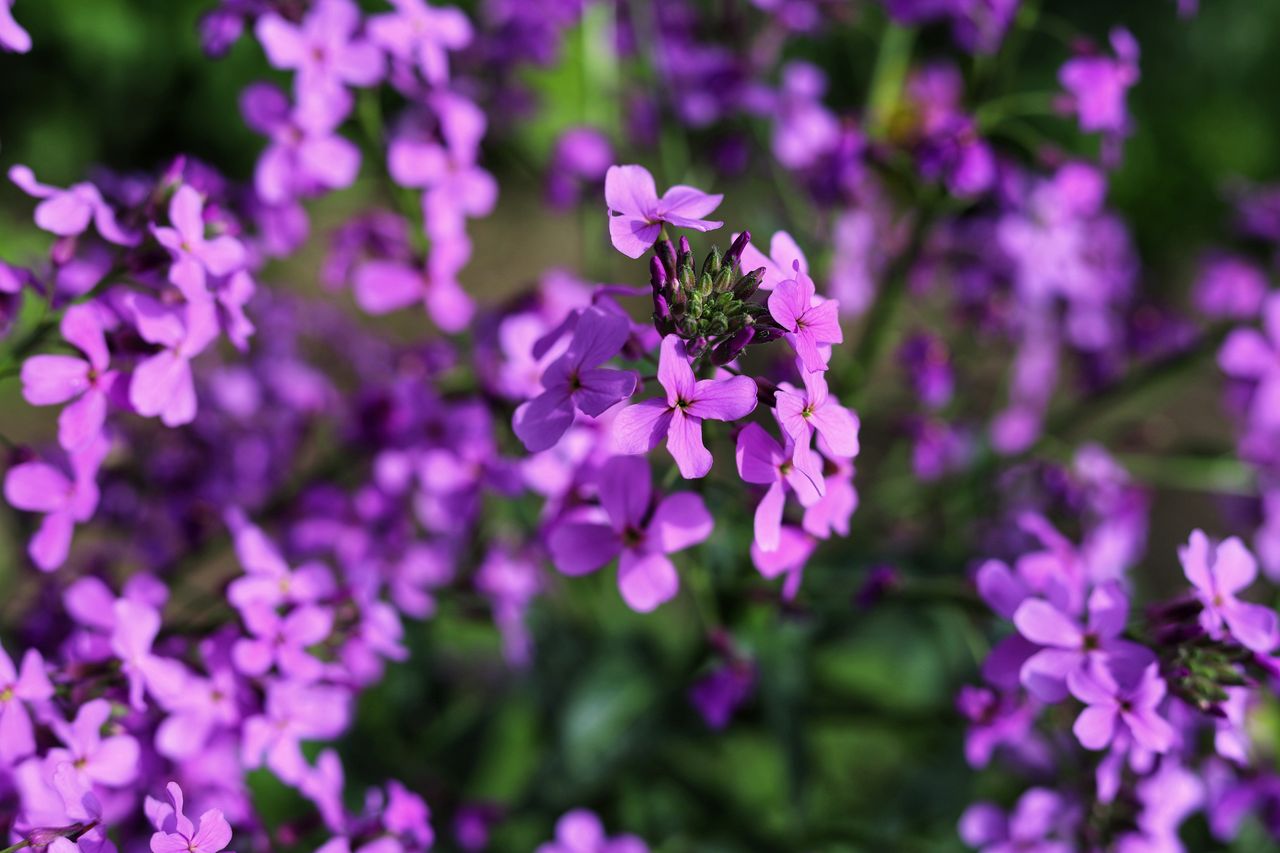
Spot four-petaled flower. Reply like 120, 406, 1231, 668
9, 165, 137, 245
1180, 530, 1280, 653
514, 306, 638, 452
774, 363, 860, 466
547, 455, 713, 611
147, 781, 233, 853
768, 266, 842, 373
1067, 659, 1173, 753
605, 164, 723, 259
735, 423, 824, 552
152, 185, 247, 302
613, 335, 758, 478
21, 303, 120, 451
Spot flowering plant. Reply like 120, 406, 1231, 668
0, 0, 1277, 849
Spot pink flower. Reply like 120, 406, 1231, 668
8, 165, 137, 245
352, 234, 474, 331
48, 699, 140, 788
147, 782, 233, 853
735, 423, 824, 552
1180, 530, 1280, 653
737, 229, 809, 291
3, 433, 109, 571
1067, 660, 1173, 754
774, 363, 860, 466
604, 164, 723, 259
368, 0, 472, 85
612, 335, 758, 478
1059, 28, 1139, 135
767, 267, 842, 373
0, 642, 53, 762
20, 303, 120, 450
0, 0, 31, 53
547, 456, 713, 612
152, 185, 247, 301
513, 306, 637, 453
126, 295, 220, 427
111, 598, 186, 711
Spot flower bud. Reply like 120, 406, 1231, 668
711, 327, 754, 365
702, 246, 723, 279
713, 264, 736, 293
656, 238, 677, 279
723, 230, 751, 269
733, 267, 765, 300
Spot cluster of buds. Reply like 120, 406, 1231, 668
649, 231, 782, 365
1150, 598, 1257, 714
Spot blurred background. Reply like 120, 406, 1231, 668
3, 0, 1280, 849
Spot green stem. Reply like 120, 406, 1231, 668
865, 23, 916, 142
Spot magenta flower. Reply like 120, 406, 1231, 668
612, 335, 758, 478
20, 303, 120, 450
1013, 581, 1153, 702
536, 809, 649, 853
9, 165, 137, 245
546, 455, 713, 612
243, 681, 351, 784
255, 0, 384, 118
233, 603, 334, 681
735, 423, 824, 552
1067, 660, 1174, 753
368, 0, 472, 85
241, 82, 362, 205
1219, 293, 1280, 434
227, 514, 335, 609
750, 525, 816, 600
604, 164, 723, 259
147, 782, 233, 853
0, 0, 30, 53
767, 267, 842, 373
737, 229, 809, 291
127, 295, 220, 427
48, 698, 140, 788
1059, 28, 1139, 135
352, 234, 474, 331
111, 598, 186, 711
388, 93, 497, 240
152, 185, 247, 301
3, 433, 109, 571
774, 363, 860, 465
0, 642, 52, 762
959, 788, 1074, 853
1179, 530, 1279, 653
514, 306, 637, 453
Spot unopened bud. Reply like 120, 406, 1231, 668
703, 246, 723, 278
733, 267, 764, 300
656, 239, 677, 279
711, 327, 755, 366
723, 230, 751, 269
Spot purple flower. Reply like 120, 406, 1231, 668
1194, 255, 1267, 320
1219, 293, 1280, 435
111, 598, 186, 711
1059, 28, 1139, 135
604, 164, 723, 259
241, 82, 361, 205
959, 788, 1075, 853
750, 524, 816, 599
735, 423, 824, 552
8, 165, 137, 245
774, 362, 860, 465
352, 235, 474, 330
547, 127, 614, 210
514, 306, 637, 452
767, 267, 842, 373
242, 681, 350, 784
547, 455, 713, 612
0, 0, 31, 52
1179, 530, 1279, 653
255, 0, 384, 120
612, 335, 757, 478
48, 698, 140, 788
737, 229, 808, 292
1013, 581, 1154, 701
0, 642, 53, 762
227, 514, 335, 609
536, 809, 648, 853
388, 94, 497, 240
20, 303, 120, 451
233, 603, 334, 681
127, 294, 220, 427
690, 660, 755, 729
152, 185, 247, 301
147, 782, 232, 853
3, 433, 109, 571
368, 0, 472, 86
1067, 660, 1174, 753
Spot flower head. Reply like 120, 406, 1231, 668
605, 164, 723, 259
